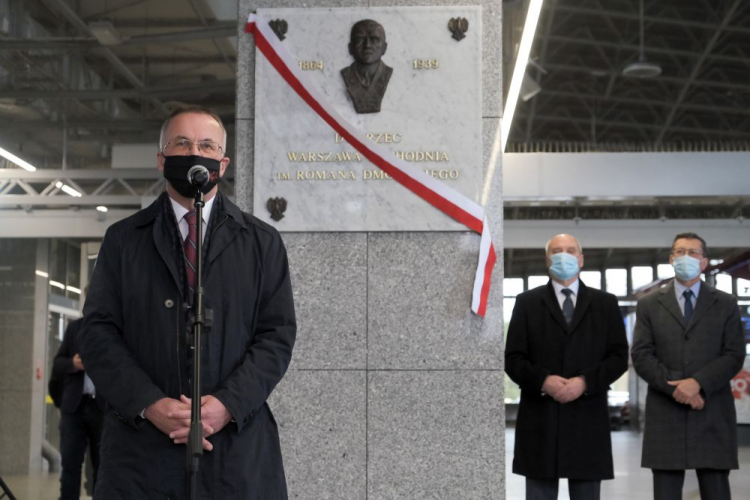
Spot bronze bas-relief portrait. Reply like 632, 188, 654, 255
340, 19, 393, 114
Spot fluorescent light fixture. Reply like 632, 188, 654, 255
55, 181, 82, 197
35, 270, 49, 278
89, 21, 122, 46
49, 280, 66, 290
96, 205, 108, 212
0, 145, 37, 171
66, 286, 81, 294
501, 0, 544, 152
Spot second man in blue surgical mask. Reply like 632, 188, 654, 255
505, 233, 629, 500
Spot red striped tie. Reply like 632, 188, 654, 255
183, 210, 198, 297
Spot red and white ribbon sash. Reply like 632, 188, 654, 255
245, 14, 497, 316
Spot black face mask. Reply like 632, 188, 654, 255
163, 155, 222, 199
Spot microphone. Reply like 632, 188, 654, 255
187, 165, 210, 187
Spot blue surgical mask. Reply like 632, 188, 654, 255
672, 255, 702, 281
548, 253, 580, 281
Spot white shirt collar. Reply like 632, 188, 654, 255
169, 194, 215, 227
551, 278, 580, 296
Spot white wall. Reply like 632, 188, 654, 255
503, 152, 750, 199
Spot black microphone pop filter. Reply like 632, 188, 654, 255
187, 165, 210, 187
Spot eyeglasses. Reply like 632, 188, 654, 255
671, 248, 704, 258
161, 139, 223, 156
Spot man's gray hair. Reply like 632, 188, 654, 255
545, 234, 583, 255
158, 105, 227, 152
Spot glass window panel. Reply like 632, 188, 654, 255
657, 264, 675, 279
631, 266, 654, 291
715, 274, 732, 294
503, 278, 524, 297
65, 243, 81, 300
606, 269, 628, 296
579, 271, 601, 289
738, 278, 750, 297
503, 298, 517, 325
528, 275, 548, 290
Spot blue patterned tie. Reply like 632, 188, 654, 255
561, 288, 574, 325
683, 289, 694, 323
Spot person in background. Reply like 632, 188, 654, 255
631, 232, 745, 500
52, 316, 105, 500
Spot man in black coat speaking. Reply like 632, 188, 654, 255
81, 105, 296, 499
505, 234, 628, 500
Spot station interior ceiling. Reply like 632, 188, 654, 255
0, 0, 749, 274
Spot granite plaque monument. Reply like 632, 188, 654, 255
254, 6, 482, 231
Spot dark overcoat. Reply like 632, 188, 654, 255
52, 318, 107, 413
631, 280, 744, 470
505, 280, 628, 480
81, 192, 296, 499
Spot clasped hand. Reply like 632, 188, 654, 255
542, 375, 586, 404
144, 395, 233, 451
668, 378, 704, 410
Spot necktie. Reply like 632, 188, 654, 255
183, 210, 198, 297
683, 289, 694, 323
561, 288, 574, 325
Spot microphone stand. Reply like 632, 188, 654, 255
187, 189, 205, 500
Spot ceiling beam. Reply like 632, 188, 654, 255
26, 54, 238, 65
0, 119, 162, 131
0, 79, 235, 99
553, 4, 750, 35
544, 35, 749, 65
0, 38, 98, 50
543, 63, 750, 93
517, 113, 750, 139
656, 1, 742, 143
122, 24, 237, 46
186, 0, 235, 73
104, 18, 232, 29
540, 89, 750, 116
0, 24, 237, 51
40, 0, 168, 115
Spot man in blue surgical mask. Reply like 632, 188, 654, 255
632, 232, 744, 500
506, 234, 629, 500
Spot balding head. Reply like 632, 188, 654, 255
545, 234, 583, 256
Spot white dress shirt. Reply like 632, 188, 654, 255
169, 195, 215, 244
551, 278, 579, 310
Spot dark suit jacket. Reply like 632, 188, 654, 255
631, 280, 745, 470
505, 280, 629, 480
52, 318, 106, 414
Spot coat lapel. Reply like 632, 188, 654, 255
542, 281, 569, 332
686, 282, 718, 333
205, 193, 247, 274
657, 281, 687, 328
152, 194, 183, 295
568, 281, 592, 333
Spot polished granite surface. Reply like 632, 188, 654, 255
4, 428, 748, 499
